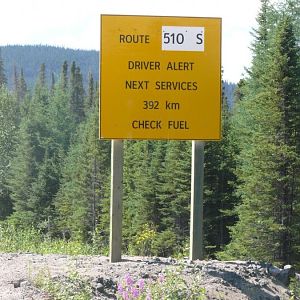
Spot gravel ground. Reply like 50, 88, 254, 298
0, 253, 294, 299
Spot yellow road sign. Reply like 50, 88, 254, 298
100, 15, 221, 140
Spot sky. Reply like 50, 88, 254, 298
0, 0, 261, 82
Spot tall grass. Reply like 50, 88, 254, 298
0, 222, 101, 255
34, 268, 93, 300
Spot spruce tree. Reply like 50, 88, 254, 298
85, 71, 95, 115
7, 98, 54, 227
7, 64, 57, 228
204, 85, 238, 256
13, 66, 19, 95
0, 88, 19, 219
55, 109, 110, 242
69, 61, 85, 123
34, 63, 49, 106
266, 15, 300, 263
0, 48, 7, 88
223, 11, 300, 265
60, 61, 68, 92
13, 67, 27, 103
19, 68, 27, 102
158, 141, 191, 254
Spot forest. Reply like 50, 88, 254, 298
0, 0, 299, 269
0, 45, 98, 89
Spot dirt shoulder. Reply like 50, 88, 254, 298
0, 253, 294, 299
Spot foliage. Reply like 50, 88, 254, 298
0, 49, 7, 87
117, 267, 206, 300
0, 1, 299, 263
0, 222, 99, 255
129, 223, 157, 256
1, 45, 98, 90
0, 87, 19, 219
33, 268, 92, 300
289, 276, 300, 300
222, 1, 300, 265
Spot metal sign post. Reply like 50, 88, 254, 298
109, 140, 124, 262
190, 140, 204, 260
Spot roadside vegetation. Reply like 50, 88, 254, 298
0, 0, 299, 273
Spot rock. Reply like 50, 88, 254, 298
268, 264, 295, 286
20, 280, 30, 288
259, 279, 268, 287
141, 273, 150, 279
166, 257, 176, 264
267, 265, 281, 277
276, 265, 295, 286
284, 264, 292, 270
96, 283, 104, 293
13, 279, 24, 288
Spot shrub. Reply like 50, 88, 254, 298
289, 276, 300, 300
129, 224, 157, 256
0, 221, 100, 255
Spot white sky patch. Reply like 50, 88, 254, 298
1, 0, 261, 82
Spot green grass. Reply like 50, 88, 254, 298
33, 268, 93, 300
289, 276, 300, 300
0, 222, 100, 255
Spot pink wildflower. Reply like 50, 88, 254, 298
125, 273, 134, 286
137, 278, 145, 291
158, 273, 165, 283
131, 287, 139, 298
146, 292, 152, 300
122, 290, 129, 300
117, 282, 124, 294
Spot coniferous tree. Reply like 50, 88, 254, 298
122, 141, 167, 252
13, 65, 19, 94
0, 88, 19, 219
51, 73, 55, 94
60, 61, 68, 92
7, 63, 57, 227
7, 103, 54, 226
34, 63, 48, 106
204, 85, 238, 256
0, 49, 7, 88
86, 71, 95, 113
70, 61, 85, 123
13, 67, 28, 103
247, 0, 275, 91
266, 15, 300, 263
37, 63, 46, 88
223, 7, 300, 265
19, 68, 27, 102
55, 109, 110, 242
157, 141, 191, 254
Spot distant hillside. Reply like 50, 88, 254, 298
223, 81, 236, 108
1, 45, 98, 89
1, 45, 235, 105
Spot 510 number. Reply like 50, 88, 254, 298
163, 32, 203, 45
163, 32, 185, 45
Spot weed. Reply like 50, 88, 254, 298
117, 266, 206, 300
33, 267, 92, 300
0, 222, 99, 255
289, 276, 300, 300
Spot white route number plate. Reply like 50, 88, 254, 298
162, 26, 205, 52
